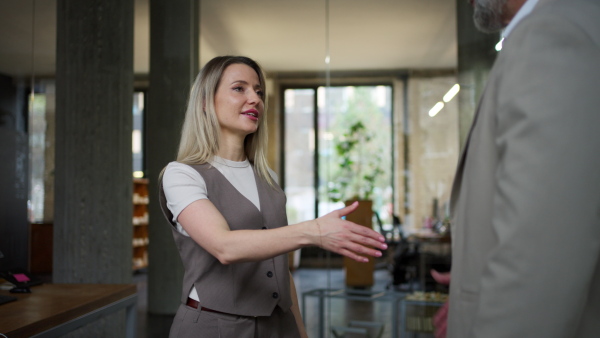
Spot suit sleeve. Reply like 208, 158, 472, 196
470, 11, 600, 338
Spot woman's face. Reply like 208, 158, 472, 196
214, 63, 264, 141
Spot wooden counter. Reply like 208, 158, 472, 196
0, 283, 137, 338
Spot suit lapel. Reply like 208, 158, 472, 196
450, 83, 488, 215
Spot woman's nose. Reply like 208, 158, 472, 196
247, 91, 261, 104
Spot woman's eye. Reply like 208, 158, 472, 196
256, 90, 264, 97
233, 86, 244, 92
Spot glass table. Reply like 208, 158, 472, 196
302, 288, 405, 338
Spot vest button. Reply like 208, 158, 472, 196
262, 227, 267, 229
267, 271, 273, 278
272, 292, 279, 299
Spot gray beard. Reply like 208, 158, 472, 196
473, 0, 508, 33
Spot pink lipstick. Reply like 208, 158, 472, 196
242, 109, 259, 121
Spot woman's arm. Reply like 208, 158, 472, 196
177, 200, 386, 264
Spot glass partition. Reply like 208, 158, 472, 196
276, 2, 457, 336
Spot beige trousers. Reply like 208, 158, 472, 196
169, 302, 301, 338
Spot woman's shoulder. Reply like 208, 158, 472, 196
166, 161, 191, 173
164, 161, 204, 182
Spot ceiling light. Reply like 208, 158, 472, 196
443, 84, 460, 103
429, 102, 444, 117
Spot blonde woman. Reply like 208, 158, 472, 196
159, 56, 387, 337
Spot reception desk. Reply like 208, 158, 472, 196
0, 283, 137, 337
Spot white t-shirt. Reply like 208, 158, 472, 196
162, 156, 278, 301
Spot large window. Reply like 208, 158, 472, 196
132, 91, 145, 178
284, 85, 393, 226
28, 85, 50, 223
28, 88, 147, 222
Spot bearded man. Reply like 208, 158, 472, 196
436, 0, 600, 337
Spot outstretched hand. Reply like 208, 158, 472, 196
431, 269, 451, 338
314, 201, 387, 263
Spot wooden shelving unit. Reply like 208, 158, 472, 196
133, 178, 149, 270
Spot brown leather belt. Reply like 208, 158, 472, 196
186, 297, 232, 316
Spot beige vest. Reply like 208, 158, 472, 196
159, 163, 292, 316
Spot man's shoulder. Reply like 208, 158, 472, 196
507, 0, 600, 51
533, 0, 600, 34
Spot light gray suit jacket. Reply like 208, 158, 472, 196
447, 0, 600, 337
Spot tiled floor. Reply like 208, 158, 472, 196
134, 266, 434, 338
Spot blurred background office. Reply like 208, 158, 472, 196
0, 0, 500, 336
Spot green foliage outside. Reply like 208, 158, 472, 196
322, 87, 391, 204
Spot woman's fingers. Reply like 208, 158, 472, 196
336, 248, 370, 263
316, 205, 388, 261
336, 241, 383, 262
338, 221, 386, 249
335, 201, 359, 218
343, 230, 387, 250
323, 228, 387, 253
323, 232, 385, 259
350, 244, 383, 259
347, 222, 386, 243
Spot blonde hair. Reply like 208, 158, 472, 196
165, 56, 274, 186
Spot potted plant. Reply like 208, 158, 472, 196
327, 121, 384, 204
328, 120, 384, 288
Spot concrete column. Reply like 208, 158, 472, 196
54, 0, 133, 335
147, 0, 199, 315
456, 0, 499, 149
